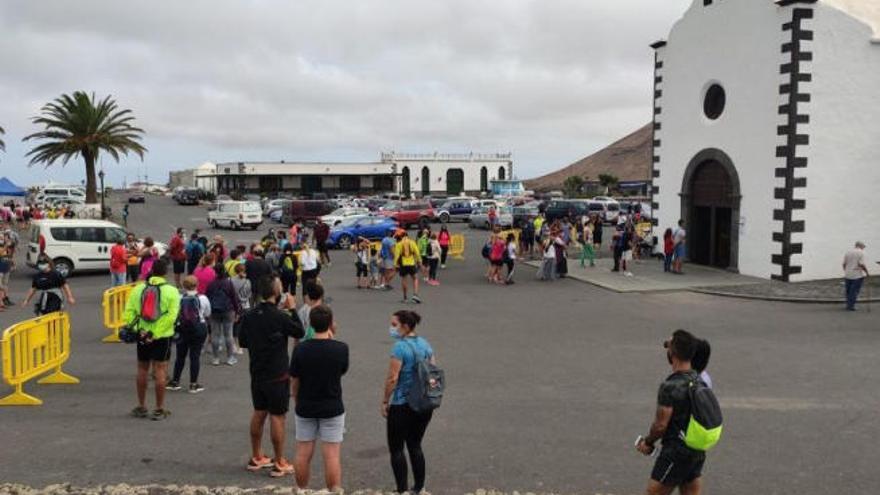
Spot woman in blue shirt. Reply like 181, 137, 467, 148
382, 310, 435, 494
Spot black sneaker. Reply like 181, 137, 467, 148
151, 408, 171, 421
411, 295, 422, 304
166, 381, 182, 391
189, 383, 205, 394
130, 406, 149, 418
3, 297, 12, 306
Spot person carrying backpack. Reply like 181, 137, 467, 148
186, 232, 206, 275
637, 330, 722, 495
122, 259, 181, 421
168, 276, 211, 394
279, 245, 299, 295
205, 263, 241, 366
382, 310, 442, 495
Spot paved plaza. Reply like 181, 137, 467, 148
0, 196, 878, 495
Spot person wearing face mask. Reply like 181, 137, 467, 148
382, 310, 436, 494
21, 255, 76, 315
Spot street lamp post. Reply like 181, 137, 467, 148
98, 170, 106, 219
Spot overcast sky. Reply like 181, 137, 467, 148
0, 0, 690, 187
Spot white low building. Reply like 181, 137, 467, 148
651, 0, 879, 281
184, 152, 514, 198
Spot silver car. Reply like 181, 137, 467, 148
468, 206, 514, 229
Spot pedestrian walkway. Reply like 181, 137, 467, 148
524, 255, 762, 293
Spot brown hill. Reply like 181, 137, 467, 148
525, 124, 652, 191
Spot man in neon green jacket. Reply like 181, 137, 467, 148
123, 259, 181, 420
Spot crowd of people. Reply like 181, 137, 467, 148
109, 220, 442, 493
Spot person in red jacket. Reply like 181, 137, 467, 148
169, 227, 188, 288
110, 237, 129, 287
438, 225, 451, 268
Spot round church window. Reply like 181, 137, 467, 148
703, 84, 726, 120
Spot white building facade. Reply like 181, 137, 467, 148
382, 152, 513, 197
188, 152, 513, 198
652, 0, 879, 281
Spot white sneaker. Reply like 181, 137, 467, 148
625, 271, 634, 277
211, 358, 220, 366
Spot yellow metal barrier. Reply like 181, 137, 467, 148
102, 282, 137, 343
448, 234, 466, 260
0, 311, 79, 406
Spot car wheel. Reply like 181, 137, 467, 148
250, 224, 258, 230
210, 220, 218, 228
439, 213, 450, 223
53, 258, 74, 278
338, 234, 352, 250
231, 221, 239, 230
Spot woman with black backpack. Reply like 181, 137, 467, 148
168, 276, 211, 394
205, 263, 240, 366
21, 255, 76, 315
381, 310, 438, 494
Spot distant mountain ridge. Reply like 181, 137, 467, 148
525, 124, 652, 191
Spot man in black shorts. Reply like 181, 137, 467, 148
123, 259, 181, 421
637, 329, 705, 495
314, 219, 331, 266
239, 274, 305, 478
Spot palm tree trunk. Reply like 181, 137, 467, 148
83, 150, 98, 204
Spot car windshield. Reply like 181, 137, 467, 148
383, 201, 400, 210
242, 202, 261, 213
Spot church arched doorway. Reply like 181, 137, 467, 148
680, 149, 741, 270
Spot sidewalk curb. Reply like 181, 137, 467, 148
689, 288, 880, 304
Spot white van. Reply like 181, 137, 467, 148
35, 188, 86, 203
207, 201, 263, 230
26, 219, 167, 277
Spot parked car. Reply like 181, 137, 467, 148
26, 219, 166, 278
468, 206, 514, 229
34, 187, 86, 204
269, 208, 285, 223
435, 199, 474, 223
380, 200, 435, 229
327, 216, 398, 249
321, 207, 370, 226
176, 189, 199, 205
285, 200, 338, 226
512, 205, 540, 228
128, 192, 146, 203
208, 201, 263, 230
263, 198, 291, 216
543, 200, 590, 223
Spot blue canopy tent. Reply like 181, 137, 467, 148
0, 177, 26, 197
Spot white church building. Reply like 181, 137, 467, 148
651, 0, 879, 281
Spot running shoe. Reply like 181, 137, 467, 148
235, 348, 245, 355
150, 408, 171, 421
226, 357, 238, 366
211, 358, 221, 366
166, 381, 182, 391
625, 271, 633, 277
399, 299, 410, 304
130, 406, 149, 418
269, 459, 295, 478
246, 456, 274, 472
189, 383, 205, 394
411, 295, 422, 304
441, 264, 446, 269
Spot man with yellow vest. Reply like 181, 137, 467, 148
123, 259, 181, 421
393, 230, 422, 304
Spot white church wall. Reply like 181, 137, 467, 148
654, 0, 785, 279
797, 4, 880, 280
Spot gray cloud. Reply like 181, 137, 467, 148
0, 0, 691, 184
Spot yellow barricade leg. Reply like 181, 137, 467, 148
102, 329, 121, 344
0, 383, 43, 406
37, 365, 80, 385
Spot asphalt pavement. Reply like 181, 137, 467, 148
0, 194, 877, 495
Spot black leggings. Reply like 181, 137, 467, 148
301, 269, 319, 298
387, 405, 433, 493
281, 273, 297, 295
440, 246, 449, 265
172, 333, 206, 384
428, 258, 438, 280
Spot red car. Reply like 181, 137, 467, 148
380, 200, 435, 229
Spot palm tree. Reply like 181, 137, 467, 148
24, 91, 146, 203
